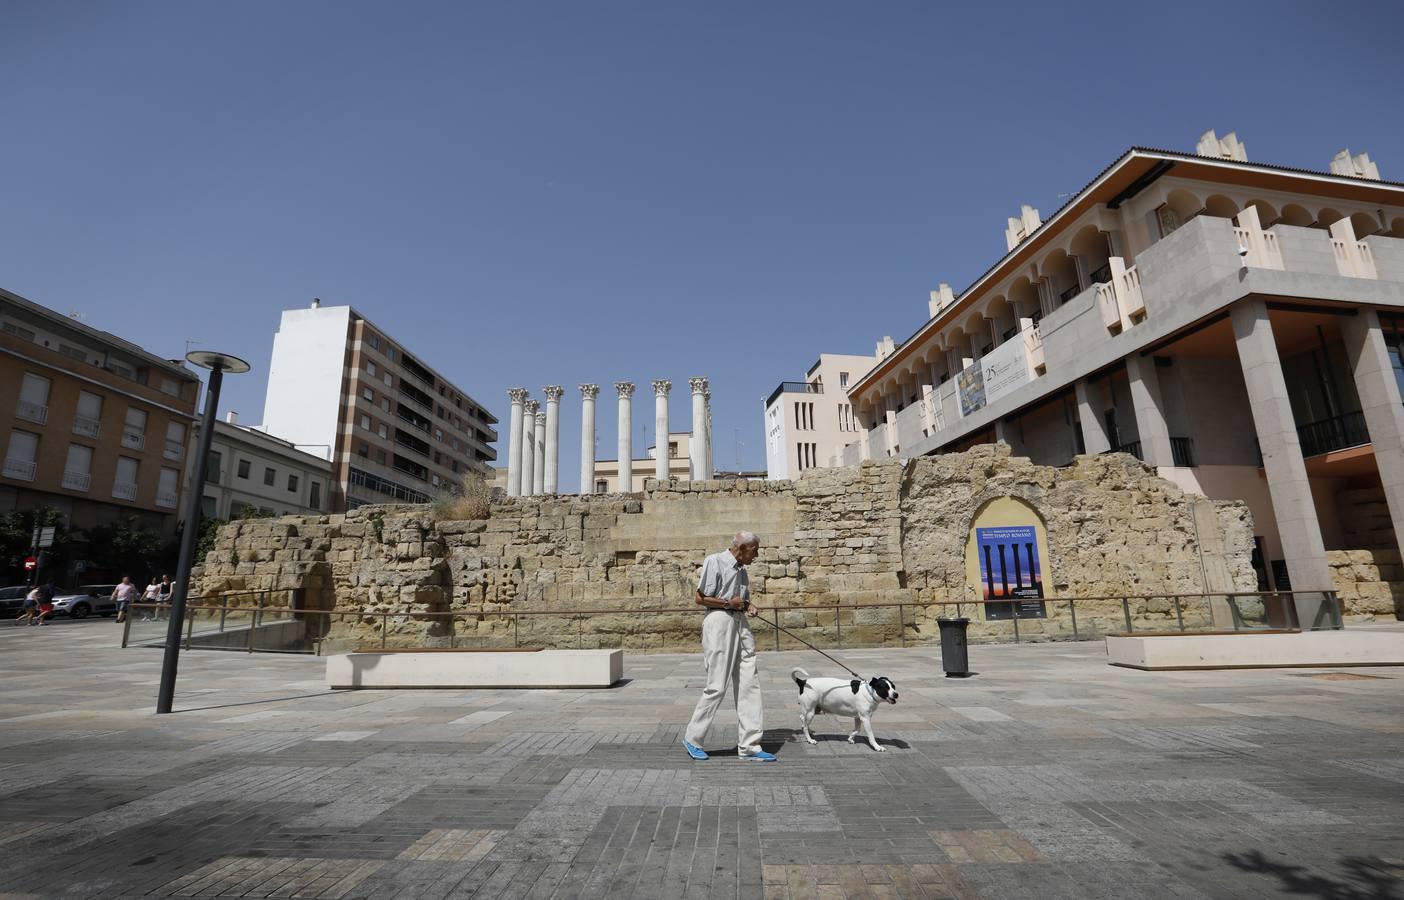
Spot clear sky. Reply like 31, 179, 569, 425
3, 1, 1400, 490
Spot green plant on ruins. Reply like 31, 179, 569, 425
430, 471, 493, 521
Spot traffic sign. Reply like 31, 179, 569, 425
37, 527, 56, 548
23, 556, 37, 571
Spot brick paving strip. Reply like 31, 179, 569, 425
1, 620, 1402, 898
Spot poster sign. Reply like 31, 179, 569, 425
980, 336, 1032, 407
976, 524, 1046, 619
956, 363, 985, 418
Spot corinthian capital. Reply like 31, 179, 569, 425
579, 383, 600, 399
508, 387, 529, 404
615, 382, 635, 399
652, 379, 672, 397
523, 399, 539, 415
543, 385, 564, 401
688, 376, 709, 395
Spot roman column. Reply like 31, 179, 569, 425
533, 411, 547, 495
521, 399, 538, 496
543, 385, 563, 493
652, 380, 671, 481
616, 382, 635, 492
703, 387, 714, 478
580, 384, 599, 494
689, 377, 709, 480
506, 388, 528, 496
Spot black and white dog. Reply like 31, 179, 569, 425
792, 668, 899, 752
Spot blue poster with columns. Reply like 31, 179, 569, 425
976, 525, 1046, 619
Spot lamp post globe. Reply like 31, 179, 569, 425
155, 350, 250, 714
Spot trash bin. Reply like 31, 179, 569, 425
937, 617, 971, 677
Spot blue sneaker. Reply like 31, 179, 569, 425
682, 741, 708, 760
743, 750, 778, 762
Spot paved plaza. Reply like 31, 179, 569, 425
1, 619, 1402, 899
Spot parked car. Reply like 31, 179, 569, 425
0, 585, 32, 616
50, 585, 120, 619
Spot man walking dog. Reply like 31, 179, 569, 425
682, 531, 777, 762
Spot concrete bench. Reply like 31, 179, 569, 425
1106, 630, 1404, 670
326, 648, 623, 689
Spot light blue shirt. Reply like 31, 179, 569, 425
697, 550, 750, 604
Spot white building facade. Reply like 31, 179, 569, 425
764, 353, 877, 479
185, 414, 333, 520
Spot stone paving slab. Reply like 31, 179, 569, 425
1, 618, 1402, 898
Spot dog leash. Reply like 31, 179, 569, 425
750, 611, 864, 680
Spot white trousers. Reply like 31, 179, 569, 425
684, 609, 763, 755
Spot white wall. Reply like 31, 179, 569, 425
259, 306, 351, 461
764, 399, 788, 479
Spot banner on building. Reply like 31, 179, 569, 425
975, 524, 1047, 619
956, 364, 985, 418
980, 335, 1032, 407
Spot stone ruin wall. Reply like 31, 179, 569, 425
194, 446, 1271, 653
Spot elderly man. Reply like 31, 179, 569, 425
682, 531, 776, 761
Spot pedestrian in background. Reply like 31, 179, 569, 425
156, 574, 173, 621
35, 582, 55, 625
140, 577, 161, 622
112, 577, 137, 624
16, 587, 39, 626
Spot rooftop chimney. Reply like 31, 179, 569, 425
225, 411, 239, 425
1330, 149, 1380, 181
1196, 130, 1247, 161
928, 283, 956, 318
310, 297, 321, 308
1004, 205, 1042, 251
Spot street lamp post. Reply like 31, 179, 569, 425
156, 351, 250, 715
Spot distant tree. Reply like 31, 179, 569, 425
0, 507, 72, 585
82, 516, 164, 584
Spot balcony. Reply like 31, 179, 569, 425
3, 458, 37, 481
1022, 320, 1045, 375
72, 415, 102, 438
1297, 410, 1368, 458
15, 401, 47, 425
112, 480, 138, 500
156, 490, 179, 509
121, 429, 146, 451
1330, 218, 1377, 279
163, 439, 184, 461
1115, 441, 1142, 461
1170, 437, 1196, 468
765, 381, 823, 407
61, 470, 91, 491
1093, 257, 1144, 334
1233, 206, 1284, 270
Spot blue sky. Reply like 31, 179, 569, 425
2, 1, 1400, 489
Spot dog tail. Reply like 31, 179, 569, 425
791, 668, 809, 694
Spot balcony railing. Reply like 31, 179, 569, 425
3, 458, 37, 481
163, 439, 184, 461
765, 381, 823, 406
15, 401, 48, 425
62, 470, 91, 491
112, 480, 138, 500
1297, 410, 1369, 458
1170, 437, 1196, 468
72, 415, 102, 438
156, 490, 179, 509
121, 429, 146, 451
1115, 441, 1142, 461
1233, 206, 1284, 270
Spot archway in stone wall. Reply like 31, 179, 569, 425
963, 496, 1053, 621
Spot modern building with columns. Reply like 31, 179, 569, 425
502, 377, 713, 496
839, 131, 1404, 627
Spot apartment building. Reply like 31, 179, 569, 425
839, 132, 1404, 627
0, 287, 200, 534
260, 301, 498, 511
763, 352, 877, 479
185, 413, 333, 520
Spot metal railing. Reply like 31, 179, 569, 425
3, 458, 37, 481
765, 381, 823, 406
1298, 410, 1368, 458
125, 589, 1341, 657
15, 401, 48, 425
121, 429, 146, 451
1170, 437, 1196, 468
1115, 440, 1142, 460
61, 470, 91, 491
72, 415, 102, 438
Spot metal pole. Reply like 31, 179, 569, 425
1011, 609, 1021, 643
1121, 597, 1132, 633
156, 364, 224, 714
1173, 596, 1184, 632
1069, 599, 1078, 641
